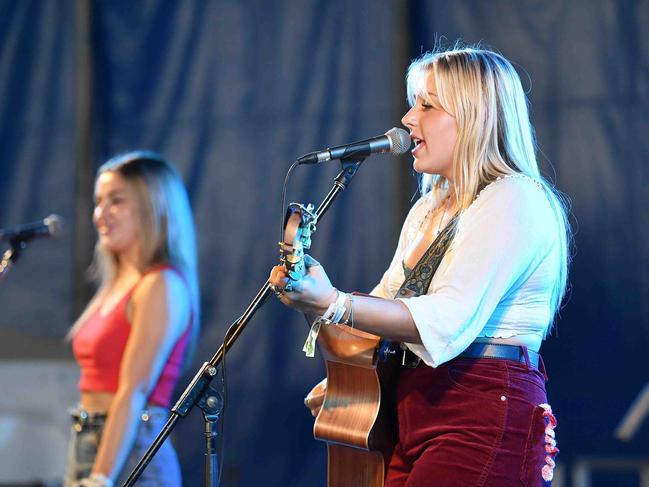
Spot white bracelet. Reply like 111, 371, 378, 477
320, 290, 347, 325
331, 290, 347, 323
321, 302, 337, 323
303, 290, 349, 358
341, 294, 354, 328
82, 473, 113, 487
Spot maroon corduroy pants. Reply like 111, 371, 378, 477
385, 356, 554, 487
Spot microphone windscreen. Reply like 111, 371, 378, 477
385, 128, 411, 156
44, 214, 64, 238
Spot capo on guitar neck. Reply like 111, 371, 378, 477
279, 202, 317, 282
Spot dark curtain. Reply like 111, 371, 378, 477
0, 1, 647, 485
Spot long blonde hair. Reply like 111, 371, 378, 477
71, 151, 200, 366
406, 45, 571, 320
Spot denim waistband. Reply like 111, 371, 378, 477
69, 405, 168, 431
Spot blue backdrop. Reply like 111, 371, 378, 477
0, 1, 647, 486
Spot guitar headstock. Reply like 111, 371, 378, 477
279, 203, 317, 282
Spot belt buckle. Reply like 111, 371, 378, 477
72, 409, 89, 432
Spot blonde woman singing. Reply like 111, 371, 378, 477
270, 46, 569, 486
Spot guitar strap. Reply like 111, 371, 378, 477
394, 212, 459, 299
375, 212, 459, 369
372, 212, 460, 434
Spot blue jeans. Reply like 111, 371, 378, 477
64, 405, 181, 487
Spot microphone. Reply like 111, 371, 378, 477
0, 214, 64, 243
297, 127, 411, 164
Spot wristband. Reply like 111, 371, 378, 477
79, 473, 113, 487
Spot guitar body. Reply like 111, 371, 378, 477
280, 200, 451, 485
314, 323, 399, 487
279, 205, 400, 485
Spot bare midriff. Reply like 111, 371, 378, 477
80, 391, 114, 413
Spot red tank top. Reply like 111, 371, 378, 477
72, 266, 192, 407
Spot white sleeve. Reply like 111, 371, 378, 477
370, 195, 430, 299
398, 178, 556, 366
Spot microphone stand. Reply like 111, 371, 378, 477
122, 157, 366, 487
0, 239, 27, 283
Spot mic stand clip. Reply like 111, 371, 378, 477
1, 239, 28, 283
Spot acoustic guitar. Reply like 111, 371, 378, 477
280, 204, 398, 487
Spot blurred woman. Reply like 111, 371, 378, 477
65, 151, 200, 487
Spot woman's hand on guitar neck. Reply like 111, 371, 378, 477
269, 255, 338, 315
304, 378, 327, 417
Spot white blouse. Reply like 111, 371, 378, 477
370, 175, 562, 367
